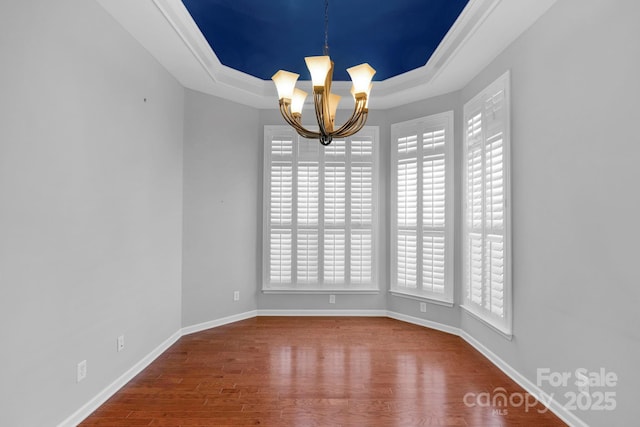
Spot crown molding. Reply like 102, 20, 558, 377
95, 0, 557, 110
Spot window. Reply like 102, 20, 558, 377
390, 112, 454, 304
462, 71, 512, 336
263, 126, 378, 292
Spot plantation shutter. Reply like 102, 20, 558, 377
422, 128, 446, 295
463, 71, 511, 334
296, 159, 319, 283
268, 137, 294, 284
391, 112, 453, 302
263, 127, 378, 291
350, 137, 374, 284
397, 152, 418, 290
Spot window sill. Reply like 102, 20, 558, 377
389, 291, 454, 307
460, 305, 512, 340
262, 288, 380, 295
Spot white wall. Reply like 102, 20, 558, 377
458, 0, 640, 425
181, 89, 260, 326
0, 0, 184, 425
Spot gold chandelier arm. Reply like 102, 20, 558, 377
279, 99, 321, 139
331, 95, 368, 138
313, 90, 330, 138
333, 110, 368, 139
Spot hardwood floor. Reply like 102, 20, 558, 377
80, 317, 566, 426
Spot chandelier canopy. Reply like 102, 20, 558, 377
271, 0, 375, 146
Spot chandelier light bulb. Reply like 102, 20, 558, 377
271, 70, 299, 100
291, 88, 308, 115
304, 56, 332, 88
346, 63, 376, 95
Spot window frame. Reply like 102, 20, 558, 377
461, 71, 512, 338
390, 111, 454, 305
262, 125, 380, 293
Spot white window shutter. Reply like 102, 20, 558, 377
485, 134, 504, 230
270, 230, 292, 283
324, 139, 346, 156
397, 232, 417, 289
467, 232, 483, 305
270, 163, 292, 225
351, 137, 373, 157
485, 235, 504, 316
297, 163, 319, 225
264, 126, 378, 291
272, 138, 293, 156
397, 159, 418, 227
324, 230, 345, 284
351, 164, 373, 225
391, 113, 452, 303
350, 230, 372, 283
422, 233, 445, 294
422, 155, 445, 228
324, 163, 346, 225
398, 134, 418, 154
467, 143, 483, 230
462, 71, 511, 336
297, 231, 318, 283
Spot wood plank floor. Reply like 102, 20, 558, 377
80, 317, 566, 426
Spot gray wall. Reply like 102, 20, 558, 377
0, 0, 184, 425
181, 89, 260, 326
458, 0, 640, 425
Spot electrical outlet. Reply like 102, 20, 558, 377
77, 360, 87, 383
329, 294, 336, 304
233, 291, 240, 301
420, 302, 427, 313
117, 335, 125, 352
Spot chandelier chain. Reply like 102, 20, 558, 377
323, 0, 329, 55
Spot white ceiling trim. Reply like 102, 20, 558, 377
95, 0, 557, 110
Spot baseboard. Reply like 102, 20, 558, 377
459, 331, 588, 427
257, 309, 387, 317
181, 310, 258, 335
386, 311, 461, 336
56, 330, 181, 427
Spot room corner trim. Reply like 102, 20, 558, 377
181, 310, 259, 335
386, 311, 461, 336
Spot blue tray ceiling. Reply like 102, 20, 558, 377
182, 0, 469, 82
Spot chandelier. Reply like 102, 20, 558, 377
271, 0, 376, 146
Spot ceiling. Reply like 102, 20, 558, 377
94, 0, 558, 109
180, 0, 469, 82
